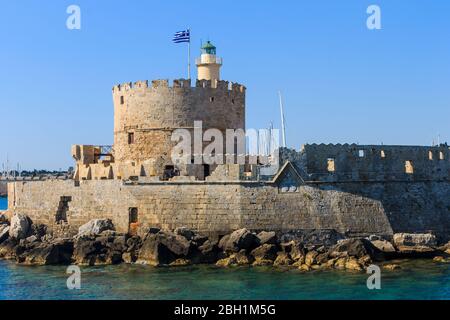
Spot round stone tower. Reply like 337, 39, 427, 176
196, 41, 222, 82
112, 78, 246, 174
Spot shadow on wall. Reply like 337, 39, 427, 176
310, 181, 450, 243
279, 145, 450, 243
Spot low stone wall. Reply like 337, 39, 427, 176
281, 144, 450, 183
7, 179, 449, 241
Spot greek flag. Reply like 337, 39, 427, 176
172, 29, 190, 43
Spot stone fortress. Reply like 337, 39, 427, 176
4, 42, 450, 242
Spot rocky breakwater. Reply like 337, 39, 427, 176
0, 213, 449, 271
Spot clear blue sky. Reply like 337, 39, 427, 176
0, 0, 449, 170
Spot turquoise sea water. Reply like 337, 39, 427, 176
0, 197, 449, 300
0, 260, 449, 300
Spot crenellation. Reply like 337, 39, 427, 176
134, 80, 148, 88
216, 80, 229, 90
231, 82, 245, 92
172, 79, 182, 88
122, 82, 133, 91
151, 79, 169, 88
113, 78, 246, 96
112, 84, 121, 92
196, 79, 211, 88
285, 144, 450, 183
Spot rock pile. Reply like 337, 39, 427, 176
0, 214, 449, 270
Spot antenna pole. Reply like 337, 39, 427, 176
5, 155, 7, 179
278, 91, 287, 148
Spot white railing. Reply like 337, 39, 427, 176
195, 56, 222, 65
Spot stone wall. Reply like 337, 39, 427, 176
7, 178, 450, 241
112, 79, 246, 166
281, 144, 450, 182
318, 181, 450, 241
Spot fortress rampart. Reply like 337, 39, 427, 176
6, 177, 449, 242
281, 144, 450, 182
6, 144, 450, 242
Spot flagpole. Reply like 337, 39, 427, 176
278, 91, 287, 148
188, 28, 191, 80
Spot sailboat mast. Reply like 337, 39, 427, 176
278, 91, 287, 148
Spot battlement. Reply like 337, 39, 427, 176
281, 143, 450, 182
112, 79, 246, 94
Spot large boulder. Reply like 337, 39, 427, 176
329, 238, 383, 261
73, 233, 126, 265
344, 257, 364, 271
30, 224, 47, 240
23, 235, 38, 244
257, 231, 278, 245
315, 252, 330, 265
218, 234, 230, 250
196, 239, 222, 264
250, 244, 278, 261
281, 240, 305, 263
73, 236, 101, 265
304, 251, 319, 266
19, 239, 74, 265
393, 233, 437, 247
216, 250, 252, 267
174, 227, 195, 241
218, 229, 260, 253
0, 225, 9, 244
77, 219, 115, 237
122, 235, 142, 263
9, 214, 31, 240
0, 238, 20, 259
396, 245, 438, 258
136, 230, 193, 266
371, 240, 396, 253
273, 252, 293, 266
175, 227, 208, 246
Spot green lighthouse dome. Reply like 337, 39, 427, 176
201, 41, 216, 55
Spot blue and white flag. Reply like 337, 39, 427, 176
172, 29, 190, 43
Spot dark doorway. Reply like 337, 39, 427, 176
203, 164, 210, 178
56, 196, 72, 223
128, 207, 139, 236
128, 132, 135, 144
